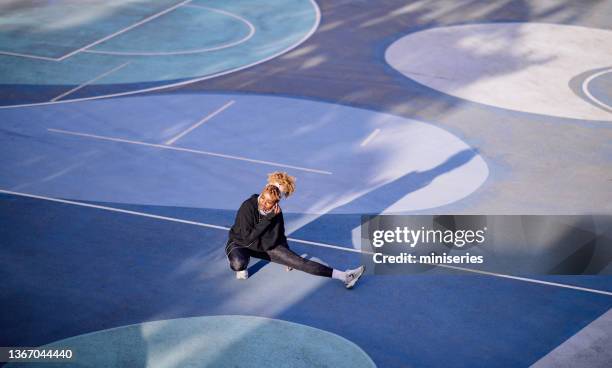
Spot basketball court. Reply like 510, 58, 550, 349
1, 0, 611, 367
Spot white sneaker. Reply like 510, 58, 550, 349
236, 270, 249, 280
344, 265, 365, 289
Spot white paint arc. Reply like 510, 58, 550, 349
385, 22, 612, 121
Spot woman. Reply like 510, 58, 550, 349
225, 172, 365, 289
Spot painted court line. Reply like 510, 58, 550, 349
1, 188, 610, 297
431, 264, 612, 297
47, 128, 332, 175
84, 5, 256, 56
582, 67, 612, 113
0, 189, 343, 252
56, 0, 193, 61
360, 129, 381, 147
0, 189, 228, 230
165, 100, 235, 145
50, 62, 131, 102
0, 50, 58, 61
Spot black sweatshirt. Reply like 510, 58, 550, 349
228, 194, 287, 252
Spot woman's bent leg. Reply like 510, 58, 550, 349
267, 245, 333, 277
226, 243, 250, 271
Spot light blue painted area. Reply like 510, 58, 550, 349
0, 0, 181, 58
0, 93, 488, 216
586, 69, 612, 111
0, 0, 319, 104
3, 315, 376, 368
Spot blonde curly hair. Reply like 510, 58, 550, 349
259, 184, 282, 204
267, 171, 296, 198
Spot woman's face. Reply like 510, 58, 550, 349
259, 192, 279, 212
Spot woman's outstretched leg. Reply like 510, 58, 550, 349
267, 244, 333, 277
267, 244, 365, 288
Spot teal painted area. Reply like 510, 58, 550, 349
90, 6, 251, 54
0, 0, 182, 59
0, 0, 318, 88
3, 315, 376, 368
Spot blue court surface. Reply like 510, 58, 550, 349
1, 1, 612, 367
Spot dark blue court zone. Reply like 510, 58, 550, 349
0, 0, 319, 106
1, 193, 612, 367
1, 91, 611, 367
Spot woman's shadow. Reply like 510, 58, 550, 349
249, 148, 480, 276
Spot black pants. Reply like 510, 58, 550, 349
225, 241, 333, 278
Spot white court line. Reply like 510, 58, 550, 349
47, 128, 332, 175
430, 263, 612, 297
0, 0, 321, 109
84, 5, 256, 56
56, 0, 193, 61
0, 189, 343, 251
165, 100, 235, 145
50, 62, 131, 102
0, 189, 228, 230
0, 50, 58, 61
582, 68, 612, 113
1, 188, 610, 296
360, 129, 381, 147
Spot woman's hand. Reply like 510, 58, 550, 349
273, 203, 282, 215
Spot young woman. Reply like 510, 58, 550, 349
225, 172, 365, 289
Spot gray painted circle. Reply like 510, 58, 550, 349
385, 22, 612, 121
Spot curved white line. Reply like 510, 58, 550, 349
83, 5, 256, 56
582, 67, 612, 113
0, 0, 322, 109
31, 315, 377, 368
